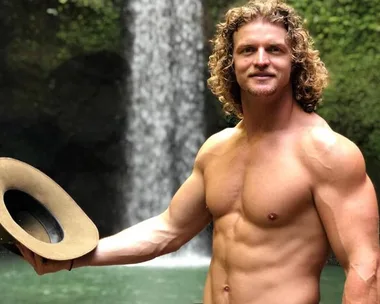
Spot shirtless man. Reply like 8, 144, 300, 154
17, 1, 379, 303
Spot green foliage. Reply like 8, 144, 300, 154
6, 0, 122, 75
3, 0, 123, 119
56, 0, 121, 56
286, 0, 380, 159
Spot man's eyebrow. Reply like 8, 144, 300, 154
268, 42, 288, 48
234, 41, 289, 52
236, 41, 287, 47
236, 43, 255, 49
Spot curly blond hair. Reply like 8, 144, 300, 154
207, 0, 329, 119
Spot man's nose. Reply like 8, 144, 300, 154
253, 48, 270, 68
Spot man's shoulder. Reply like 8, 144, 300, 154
303, 125, 358, 155
300, 125, 366, 181
195, 127, 238, 165
201, 127, 237, 153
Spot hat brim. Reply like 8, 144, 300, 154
0, 157, 99, 261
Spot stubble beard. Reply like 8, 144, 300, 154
247, 84, 277, 97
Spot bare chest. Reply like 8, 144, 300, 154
204, 145, 312, 227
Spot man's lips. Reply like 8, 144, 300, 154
249, 72, 275, 77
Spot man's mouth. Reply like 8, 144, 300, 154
249, 72, 275, 78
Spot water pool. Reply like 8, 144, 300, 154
0, 256, 344, 304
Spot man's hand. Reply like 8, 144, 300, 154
16, 244, 73, 275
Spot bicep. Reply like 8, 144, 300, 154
315, 173, 379, 269
161, 166, 212, 242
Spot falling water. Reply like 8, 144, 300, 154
123, 0, 209, 259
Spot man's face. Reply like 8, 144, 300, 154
232, 20, 292, 99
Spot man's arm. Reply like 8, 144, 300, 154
77, 161, 212, 268
308, 129, 379, 303
17, 143, 213, 274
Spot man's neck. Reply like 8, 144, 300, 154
240, 88, 297, 138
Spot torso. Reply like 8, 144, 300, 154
201, 116, 331, 304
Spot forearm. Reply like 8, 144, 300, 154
73, 215, 182, 268
342, 263, 377, 304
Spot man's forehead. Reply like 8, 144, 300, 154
233, 20, 289, 46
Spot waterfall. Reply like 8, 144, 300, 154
123, 0, 209, 260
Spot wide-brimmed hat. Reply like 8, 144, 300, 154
0, 157, 99, 261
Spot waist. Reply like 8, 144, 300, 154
205, 261, 321, 304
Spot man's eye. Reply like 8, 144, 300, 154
268, 46, 281, 53
242, 47, 255, 54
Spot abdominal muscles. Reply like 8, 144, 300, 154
204, 210, 329, 304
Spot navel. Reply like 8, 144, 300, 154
223, 285, 230, 292
267, 212, 278, 221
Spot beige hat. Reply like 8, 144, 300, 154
0, 157, 99, 261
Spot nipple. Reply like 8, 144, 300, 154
268, 213, 278, 221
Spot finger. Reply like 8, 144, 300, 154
16, 244, 33, 263
33, 254, 42, 268
15, 244, 65, 275
34, 254, 52, 275
39, 259, 67, 275
16, 245, 44, 271
16, 244, 41, 272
